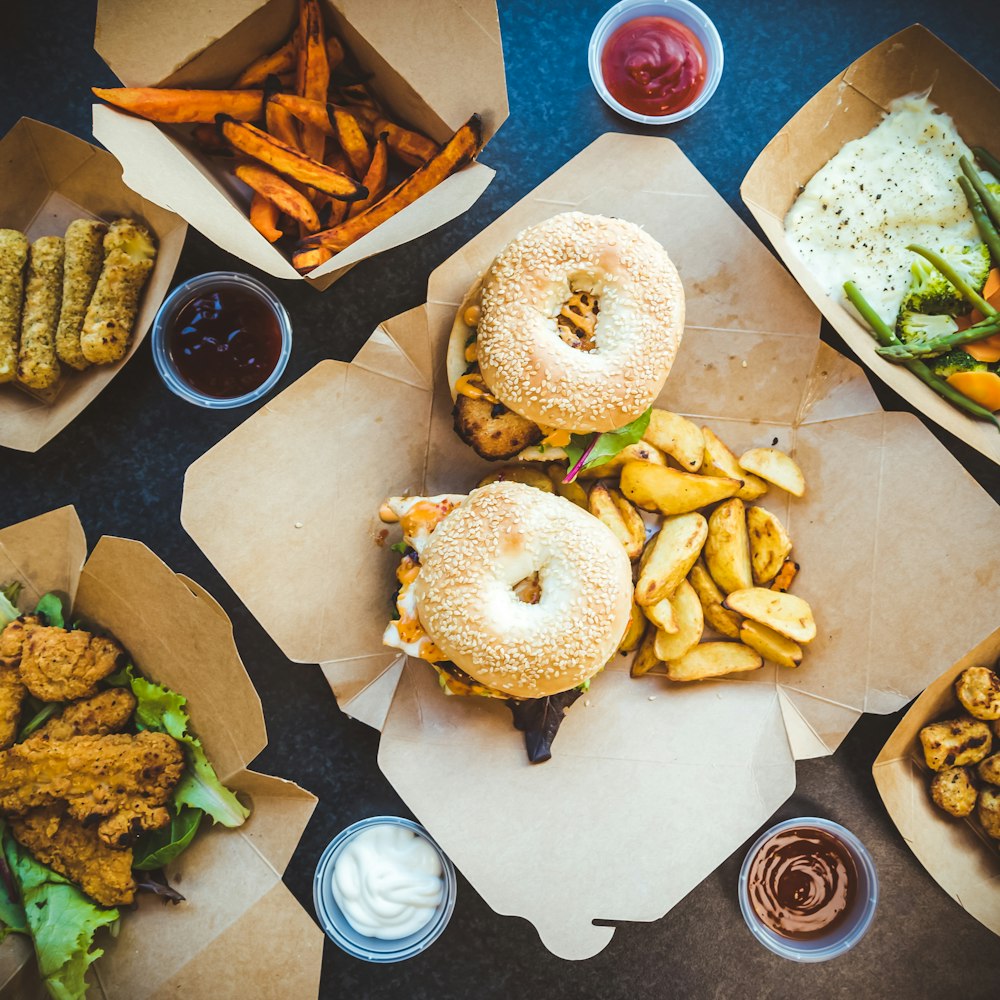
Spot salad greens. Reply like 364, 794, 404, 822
562, 407, 652, 483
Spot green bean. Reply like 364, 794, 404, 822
960, 155, 1000, 236
875, 318, 1000, 359
843, 280, 1000, 429
958, 175, 1000, 264
972, 146, 1000, 180
907, 243, 995, 318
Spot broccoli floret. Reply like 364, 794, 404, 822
926, 349, 989, 379
901, 243, 992, 315
896, 309, 959, 348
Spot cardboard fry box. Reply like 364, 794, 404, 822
0, 507, 323, 1000
181, 133, 1000, 960
741, 24, 1000, 467
92, 0, 508, 291
873, 631, 1000, 938
0, 118, 186, 454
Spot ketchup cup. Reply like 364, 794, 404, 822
738, 816, 879, 963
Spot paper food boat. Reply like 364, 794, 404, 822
0, 507, 322, 999
0, 118, 186, 453
742, 24, 1000, 466
92, 0, 508, 290
181, 133, 1000, 959
874, 629, 1000, 938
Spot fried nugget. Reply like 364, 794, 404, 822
80, 218, 156, 365
18, 625, 123, 702
17, 236, 64, 390
55, 219, 108, 371
10, 805, 134, 907
978, 753, 1000, 786
919, 717, 992, 771
0, 661, 26, 749
929, 766, 978, 817
453, 393, 542, 460
0, 229, 29, 383
32, 688, 136, 742
955, 665, 1000, 721
0, 731, 184, 847
979, 786, 1000, 840
0, 615, 40, 661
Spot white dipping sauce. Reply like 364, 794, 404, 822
332, 825, 444, 939
784, 95, 988, 327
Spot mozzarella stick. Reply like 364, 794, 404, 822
0, 229, 28, 383
17, 236, 64, 390
81, 219, 156, 365
56, 219, 108, 371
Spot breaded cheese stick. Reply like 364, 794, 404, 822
0, 229, 29, 383
56, 219, 108, 370
80, 218, 156, 365
17, 236, 64, 390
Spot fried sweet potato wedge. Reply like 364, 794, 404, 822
238, 165, 320, 232
299, 114, 482, 252
191, 123, 234, 156
332, 107, 371, 176
217, 116, 365, 200
232, 39, 297, 89
92, 87, 263, 123
296, 0, 329, 167
268, 93, 335, 136
376, 117, 439, 166
250, 192, 285, 243
292, 247, 334, 273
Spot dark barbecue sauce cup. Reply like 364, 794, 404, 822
152, 272, 291, 409
738, 817, 878, 962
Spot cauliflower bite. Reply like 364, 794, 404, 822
955, 665, 1000, 721
978, 786, 1000, 840
919, 716, 992, 770
978, 752, 1000, 786
0, 229, 28, 383
55, 219, 107, 371
929, 766, 978, 817
17, 236, 64, 390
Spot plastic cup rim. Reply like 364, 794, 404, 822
587, 0, 725, 125
312, 816, 458, 963
737, 816, 879, 963
150, 270, 292, 409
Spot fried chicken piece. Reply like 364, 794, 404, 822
18, 626, 123, 702
0, 661, 26, 749
453, 392, 542, 460
32, 688, 136, 743
0, 731, 184, 847
0, 615, 40, 661
10, 805, 135, 907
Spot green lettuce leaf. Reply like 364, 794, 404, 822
0, 582, 21, 628
34, 594, 64, 629
133, 806, 203, 871
109, 665, 249, 828
1, 821, 118, 1000
563, 407, 652, 483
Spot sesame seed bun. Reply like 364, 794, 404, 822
413, 481, 633, 699
467, 212, 684, 433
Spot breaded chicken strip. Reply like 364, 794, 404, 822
0, 731, 183, 847
10, 805, 135, 907
18, 626, 123, 702
0, 661, 26, 749
56, 219, 108, 371
32, 688, 136, 743
0, 229, 29, 383
17, 236, 64, 390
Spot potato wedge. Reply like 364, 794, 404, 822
688, 559, 741, 639
348, 132, 389, 219
618, 600, 646, 654
635, 512, 707, 606
232, 39, 297, 89
610, 489, 646, 559
478, 465, 554, 492
578, 440, 666, 479
704, 499, 753, 594
268, 93, 335, 136
299, 115, 483, 253
236, 164, 320, 231
376, 117, 440, 167
249, 192, 282, 243
770, 559, 799, 593
746, 506, 793, 586
739, 447, 805, 498
630, 625, 662, 678
92, 87, 263, 123
644, 595, 678, 634
739, 620, 802, 668
331, 107, 372, 177
620, 462, 741, 516
546, 465, 588, 508
701, 427, 767, 501
589, 484, 642, 559
292, 247, 333, 273
643, 409, 704, 471
665, 642, 763, 682
723, 588, 816, 644
652, 581, 703, 661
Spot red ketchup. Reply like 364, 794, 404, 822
600, 16, 707, 117
167, 285, 282, 399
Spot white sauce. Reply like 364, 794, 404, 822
784, 95, 991, 326
332, 825, 444, 940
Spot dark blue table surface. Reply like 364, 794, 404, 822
2, 2, 999, 997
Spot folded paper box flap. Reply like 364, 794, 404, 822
182, 133, 1000, 958
0, 117, 186, 453
873, 628, 1000, 938
0, 507, 322, 998
92, 0, 507, 288
741, 24, 1000, 466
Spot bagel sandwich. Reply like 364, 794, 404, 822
378, 481, 633, 762
448, 212, 684, 478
